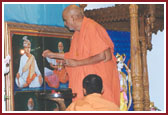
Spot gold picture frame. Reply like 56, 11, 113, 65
4, 22, 73, 111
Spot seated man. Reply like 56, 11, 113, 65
56, 74, 120, 111
53, 42, 69, 84
15, 36, 43, 88
44, 42, 69, 88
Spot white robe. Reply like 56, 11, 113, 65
15, 54, 43, 88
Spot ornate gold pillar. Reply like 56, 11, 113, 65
139, 16, 150, 111
4, 22, 14, 111
129, 4, 144, 111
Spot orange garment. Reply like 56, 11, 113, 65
64, 17, 120, 107
53, 60, 69, 83
53, 68, 69, 83
66, 93, 120, 111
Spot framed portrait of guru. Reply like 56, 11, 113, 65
4, 22, 72, 111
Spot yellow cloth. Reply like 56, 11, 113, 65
66, 93, 120, 111
119, 71, 128, 111
120, 92, 128, 111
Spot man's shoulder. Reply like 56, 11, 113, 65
84, 17, 98, 27
69, 97, 90, 107
101, 98, 120, 110
84, 17, 105, 31
66, 97, 93, 111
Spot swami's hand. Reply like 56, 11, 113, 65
65, 59, 79, 67
42, 50, 54, 58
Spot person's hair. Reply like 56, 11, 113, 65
83, 74, 103, 95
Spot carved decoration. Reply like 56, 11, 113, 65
84, 4, 164, 34
79, 4, 87, 11
129, 4, 144, 111
145, 17, 152, 51
139, 16, 150, 111
149, 4, 156, 29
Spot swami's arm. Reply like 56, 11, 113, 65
65, 48, 112, 67
104, 48, 112, 62
42, 50, 64, 59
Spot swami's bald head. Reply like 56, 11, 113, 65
62, 5, 84, 31
63, 5, 84, 19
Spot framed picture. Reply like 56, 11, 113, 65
14, 91, 40, 111
14, 91, 61, 111
4, 22, 72, 111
